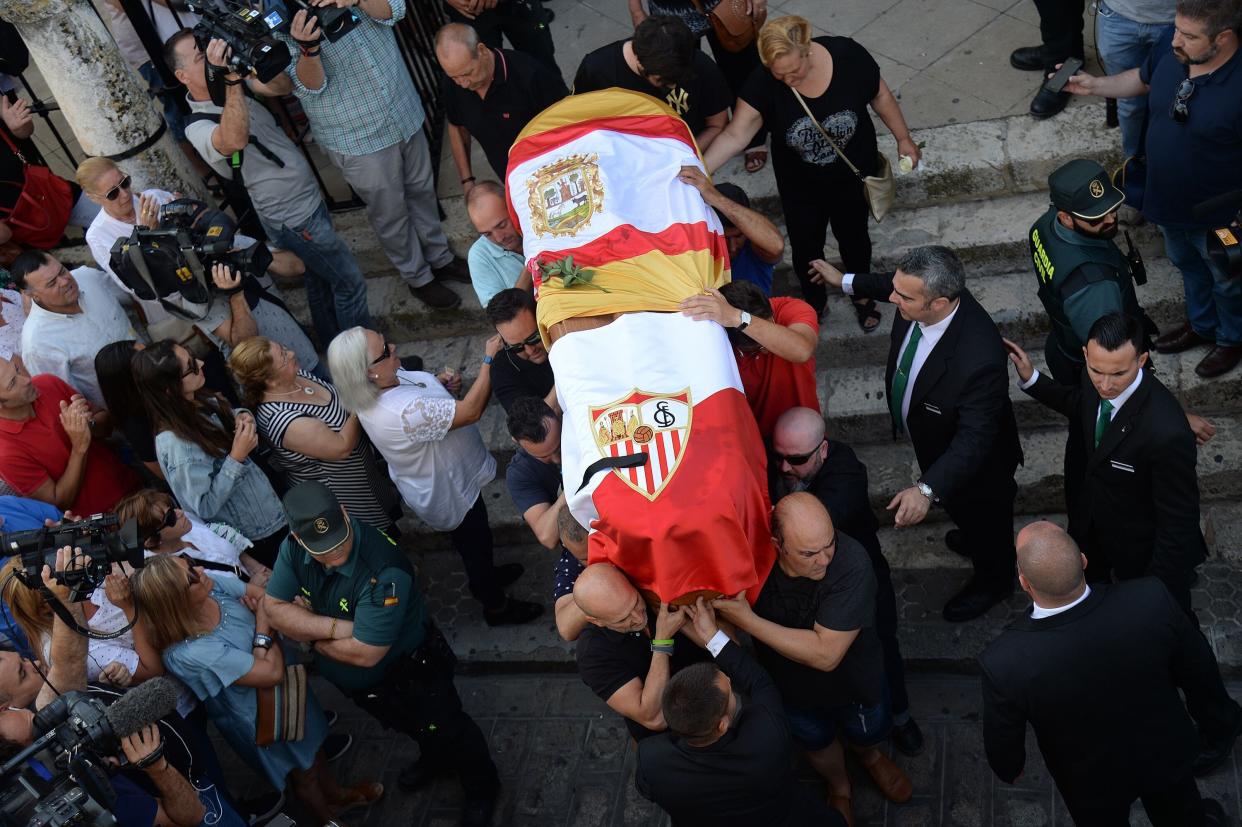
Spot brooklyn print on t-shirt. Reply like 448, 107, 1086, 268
785, 110, 857, 167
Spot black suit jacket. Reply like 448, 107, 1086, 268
1023, 369, 1207, 587
635, 641, 843, 827
853, 274, 1022, 503
979, 579, 1226, 812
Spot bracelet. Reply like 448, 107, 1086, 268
299, 46, 322, 58
650, 639, 675, 646
650, 642, 675, 655
461, 176, 476, 185
482, 355, 493, 366
328, 617, 338, 640
133, 743, 166, 770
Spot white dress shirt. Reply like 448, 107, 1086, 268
1030, 584, 1092, 619
1020, 367, 1144, 428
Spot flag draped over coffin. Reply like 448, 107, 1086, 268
505, 89, 774, 604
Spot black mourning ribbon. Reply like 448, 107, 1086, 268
576, 453, 649, 493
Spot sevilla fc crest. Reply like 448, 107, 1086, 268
590, 389, 692, 501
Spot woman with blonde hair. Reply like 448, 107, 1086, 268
125, 554, 379, 827
228, 336, 400, 533
703, 14, 921, 331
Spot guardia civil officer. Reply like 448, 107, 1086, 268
1028, 159, 1157, 386
264, 481, 500, 827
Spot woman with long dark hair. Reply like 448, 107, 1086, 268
95, 340, 161, 480
132, 340, 287, 567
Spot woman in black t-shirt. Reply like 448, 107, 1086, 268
703, 15, 921, 326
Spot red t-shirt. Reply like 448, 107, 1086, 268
0, 374, 139, 516
735, 297, 821, 439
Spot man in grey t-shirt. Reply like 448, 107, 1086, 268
168, 30, 373, 347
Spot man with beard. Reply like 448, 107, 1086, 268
1028, 159, 1157, 386
1063, 0, 1242, 378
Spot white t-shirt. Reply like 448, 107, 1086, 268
86, 189, 178, 327
357, 370, 496, 532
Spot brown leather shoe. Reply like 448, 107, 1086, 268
1155, 322, 1212, 354
861, 752, 913, 803
1195, 345, 1242, 378
829, 792, 854, 827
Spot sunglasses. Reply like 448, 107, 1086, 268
146, 507, 178, 546
503, 330, 542, 355
104, 175, 132, 202
370, 337, 393, 366
1073, 210, 1117, 227
182, 357, 200, 378
1171, 78, 1195, 124
774, 439, 824, 467
175, 552, 201, 587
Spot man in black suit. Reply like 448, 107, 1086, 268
1004, 312, 1207, 613
635, 598, 845, 827
769, 406, 921, 756
810, 247, 1023, 621
980, 522, 1239, 825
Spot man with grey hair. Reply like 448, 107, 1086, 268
810, 247, 1022, 622
980, 521, 1239, 825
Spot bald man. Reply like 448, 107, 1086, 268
437, 23, 567, 189
769, 407, 919, 755
466, 182, 532, 307
572, 563, 709, 741
713, 494, 911, 825
980, 522, 1239, 826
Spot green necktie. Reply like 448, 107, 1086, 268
1094, 399, 1114, 448
890, 323, 923, 432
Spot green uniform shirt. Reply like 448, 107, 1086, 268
266, 518, 428, 692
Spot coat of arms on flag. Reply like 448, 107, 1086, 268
590, 389, 691, 501
526, 153, 605, 238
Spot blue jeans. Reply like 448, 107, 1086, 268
1094, 1, 1174, 158
1160, 225, 1242, 346
261, 201, 373, 347
784, 684, 893, 751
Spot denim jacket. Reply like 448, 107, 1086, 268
155, 425, 287, 542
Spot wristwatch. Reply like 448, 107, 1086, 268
916, 481, 937, 502
252, 633, 274, 650
736, 311, 752, 331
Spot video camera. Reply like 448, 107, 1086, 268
187, 0, 291, 83
3, 514, 143, 604
1192, 190, 1242, 279
108, 198, 274, 321
0, 679, 183, 827
283, 0, 361, 42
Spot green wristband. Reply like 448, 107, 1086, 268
651, 639, 675, 646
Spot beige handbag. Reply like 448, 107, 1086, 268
791, 89, 896, 222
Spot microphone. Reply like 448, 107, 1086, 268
104, 676, 183, 739
1191, 188, 1242, 222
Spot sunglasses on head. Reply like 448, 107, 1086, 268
503, 330, 542, 355
774, 439, 824, 467
1171, 78, 1195, 124
174, 552, 201, 587
105, 175, 132, 202
370, 337, 393, 366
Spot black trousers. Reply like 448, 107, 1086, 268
448, 494, 504, 611
942, 478, 1019, 594
1065, 772, 1206, 826
864, 538, 910, 716
782, 172, 872, 316
449, 0, 558, 74
702, 31, 768, 152
348, 629, 499, 800
1033, 0, 1086, 71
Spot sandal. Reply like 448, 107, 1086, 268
852, 298, 882, 333
330, 781, 384, 815
744, 147, 768, 173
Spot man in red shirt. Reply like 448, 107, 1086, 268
0, 356, 138, 515
681, 281, 819, 439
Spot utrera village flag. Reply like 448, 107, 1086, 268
506, 90, 774, 604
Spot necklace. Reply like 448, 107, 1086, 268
268, 381, 317, 397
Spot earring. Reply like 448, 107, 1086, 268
369, 374, 376, 379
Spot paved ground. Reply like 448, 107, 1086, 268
213, 671, 1242, 827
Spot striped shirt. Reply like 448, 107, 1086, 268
273, 0, 425, 156
255, 371, 400, 530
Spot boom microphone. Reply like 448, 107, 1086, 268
103, 676, 183, 739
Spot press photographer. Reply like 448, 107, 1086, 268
166, 29, 373, 348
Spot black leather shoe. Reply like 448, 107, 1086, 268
1030, 86, 1070, 119
944, 529, 969, 558
462, 793, 498, 827
943, 581, 1013, 623
1203, 798, 1229, 826
1009, 45, 1043, 71
432, 256, 472, 284
484, 596, 545, 626
398, 759, 441, 791
494, 563, 525, 588
1193, 708, 1242, 776
891, 717, 925, 757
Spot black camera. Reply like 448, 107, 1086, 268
1192, 189, 1242, 279
188, 0, 292, 83
108, 199, 274, 321
4, 514, 143, 603
283, 0, 360, 42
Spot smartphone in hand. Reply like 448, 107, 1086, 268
1044, 57, 1084, 93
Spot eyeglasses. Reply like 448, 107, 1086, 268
370, 337, 393, 366
774, 439, 824, 467
176, 553, 201, 587
1171, 78, 1195, 124
503, 330, 542, 355
181, 357, 200, 378
104, 175, 132, 202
